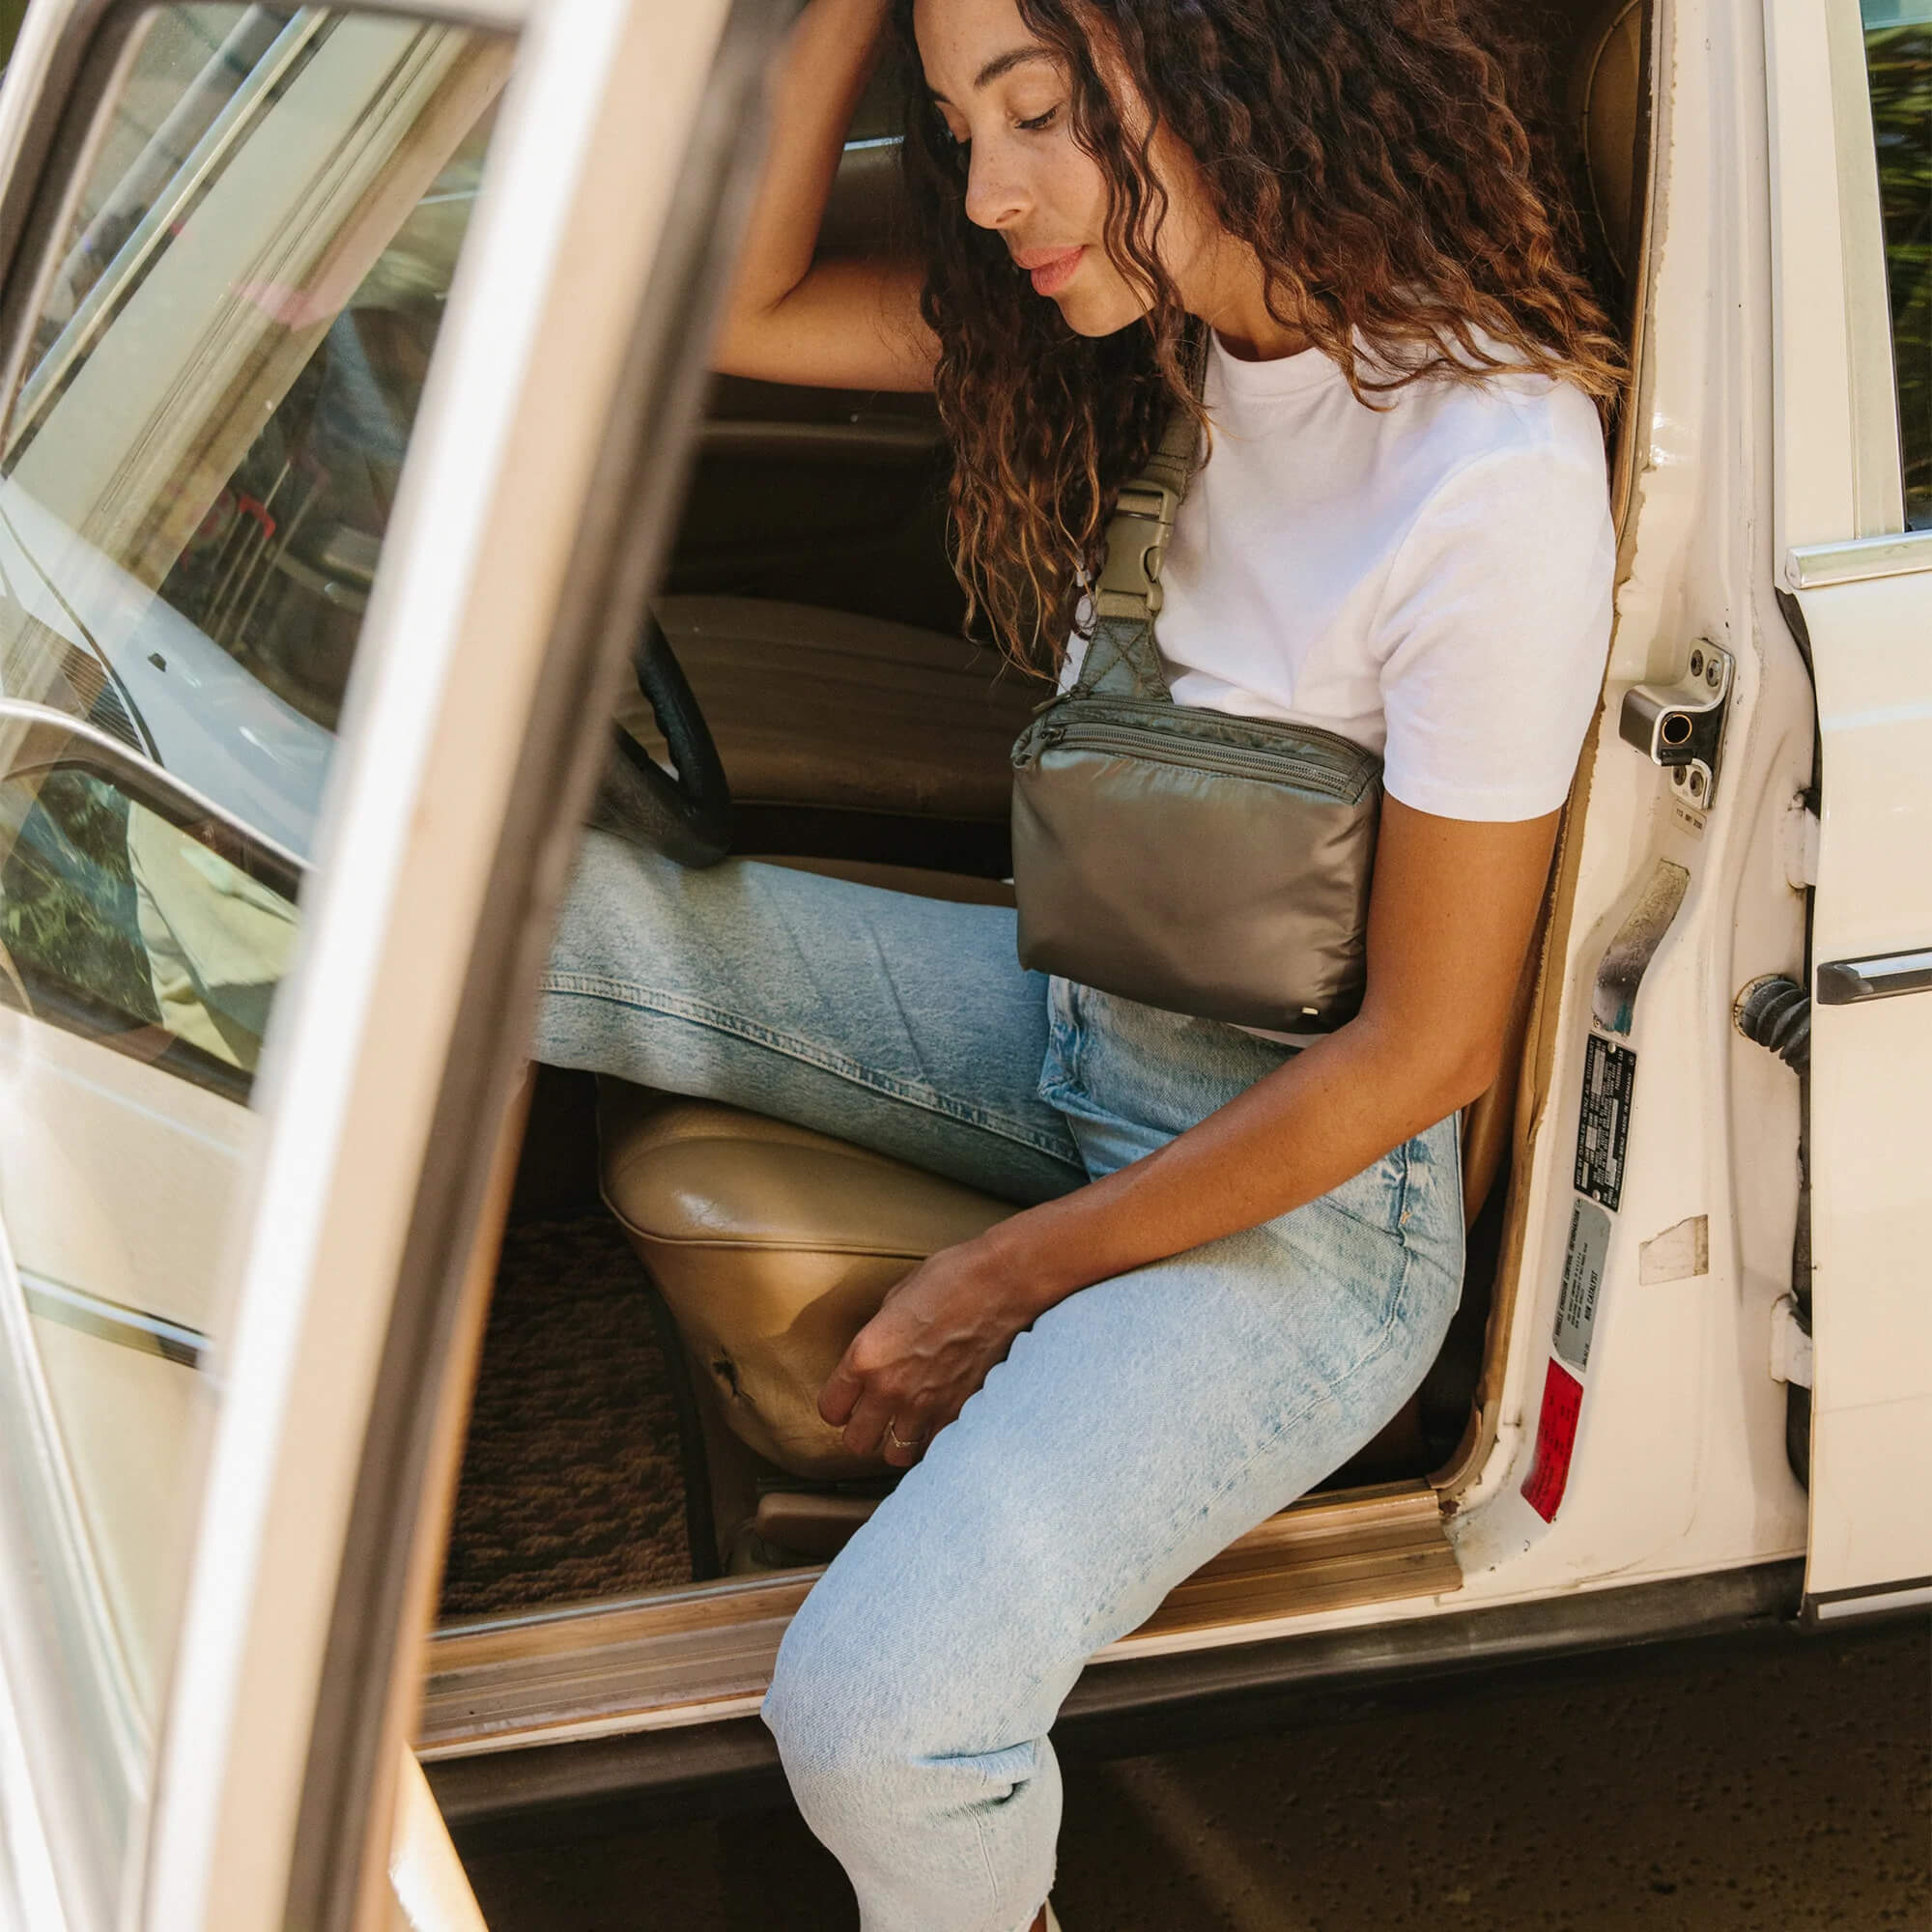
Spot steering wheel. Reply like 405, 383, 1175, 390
591, 609, 732, 867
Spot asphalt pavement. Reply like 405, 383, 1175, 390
461, 1617, 1930, 1930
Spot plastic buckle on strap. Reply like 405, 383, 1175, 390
1112, 480, 1179, 528
1094, 543, 1164, 614
1096, 480, 1179, 613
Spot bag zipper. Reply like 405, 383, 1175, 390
1017, 713, 1376, 802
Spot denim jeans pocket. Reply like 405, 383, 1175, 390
1039, 974, 1086, 1107
1037, 977, 1297, 1143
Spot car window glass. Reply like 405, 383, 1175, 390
0, 1, 509, 1082
0, 9, 512, 1921
1861, 0, 1931, 526
2, 4, 504, 845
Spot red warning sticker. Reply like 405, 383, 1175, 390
1520, 1359, 1584, 1522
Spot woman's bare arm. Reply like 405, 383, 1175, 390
822, 798, 1561, 1462
716, 0, 938, 391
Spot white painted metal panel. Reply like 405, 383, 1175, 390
1448, 0, 1814, 1601
1770, 0, 1932, 1609
1799, 566, 1932, 1604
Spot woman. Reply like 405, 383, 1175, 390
537, 0, 1620, 1924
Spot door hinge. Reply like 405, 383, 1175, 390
1779, 795, 1820, 890
1619, 641, 1735, 809
1770, 1292, 1813, 1389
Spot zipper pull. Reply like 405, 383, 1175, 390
1013, 720, 1064, 769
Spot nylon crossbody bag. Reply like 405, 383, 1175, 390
1009, 392, 1383, 1034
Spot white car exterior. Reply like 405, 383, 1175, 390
0, 0, 1921, 1928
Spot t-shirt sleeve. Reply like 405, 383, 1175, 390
1374, 441, 1615, 821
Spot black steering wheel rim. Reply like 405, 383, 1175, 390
592, 610, 732, 867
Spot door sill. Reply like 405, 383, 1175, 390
419, 1480, 1459, 1759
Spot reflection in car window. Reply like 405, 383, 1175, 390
0, 755, 299, 1096
0, 4, 510, 846
152, 111, 493, 731
0, 768, 153, 1029
0, 3, 510, 1085
1862, 0, 1931, 526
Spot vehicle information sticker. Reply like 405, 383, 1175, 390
1575, 1034, 1635, 1210
1554, 1197, 1611, 1371
1520, 1359, 1584, 1522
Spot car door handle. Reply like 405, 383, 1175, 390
1815, 947, 1932, 1006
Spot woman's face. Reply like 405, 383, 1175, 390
913, 0, 1223, 337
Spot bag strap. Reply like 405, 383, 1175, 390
1069, 343, 1207, 703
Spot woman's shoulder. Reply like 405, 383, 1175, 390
1337, 358, 1610, 597
1384, 353, 1608, 492
1364, 352, 1614, 634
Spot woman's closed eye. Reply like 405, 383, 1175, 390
932, 103, 1061, 144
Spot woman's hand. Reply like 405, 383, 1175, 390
819, 1235, 1039, 1467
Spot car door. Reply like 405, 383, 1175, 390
0, 0, 774, 1923
1765, 0, 1932, 1622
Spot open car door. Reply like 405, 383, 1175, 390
1766, 0, 1932, 1624
0, 0, 776, 1924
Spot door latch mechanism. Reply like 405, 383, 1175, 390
1619, 641, 1734, 810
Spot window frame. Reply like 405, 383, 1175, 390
83, 0, 789, 1927
0, 3, 526, 1927
1768, 0, 1932, 586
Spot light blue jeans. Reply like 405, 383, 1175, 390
536, 831, 1464, 1932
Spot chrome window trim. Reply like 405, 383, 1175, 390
1786, 528, 1932, 587
1815, 944, 1932, 1005
0, 700, 308, 878
18, 1272, 211, 1372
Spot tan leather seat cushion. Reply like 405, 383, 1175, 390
599, 1083, 1014, 1478
617, 595, 1044, 822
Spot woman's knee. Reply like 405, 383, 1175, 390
765, 1600, 1061, 1889
762, 1600, 915, 1829
764, 1556, 1014, 1792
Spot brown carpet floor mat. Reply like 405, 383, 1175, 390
439, 1214, 692, 1619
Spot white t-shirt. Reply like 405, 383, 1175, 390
1070, 331, 1616, 822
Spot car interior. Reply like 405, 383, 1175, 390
433, 0, 1654, 1629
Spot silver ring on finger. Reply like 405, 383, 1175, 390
884, 1419, 922, 1457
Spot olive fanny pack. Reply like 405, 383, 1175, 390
1009, 384, 1383, 1034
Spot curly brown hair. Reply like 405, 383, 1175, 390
890, 0, 1627, 669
